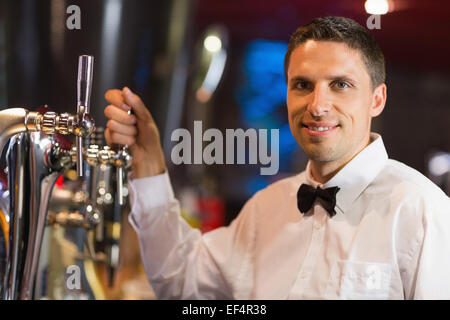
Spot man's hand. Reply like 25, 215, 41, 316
104, 87, 166, 178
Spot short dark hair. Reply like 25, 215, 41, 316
284, 16, 385, 90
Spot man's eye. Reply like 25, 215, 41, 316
295, 81, 310, 90
334, 81, 350, 89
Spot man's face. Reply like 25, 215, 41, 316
287, 40, 380, 165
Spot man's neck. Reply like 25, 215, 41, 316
309, 135, 372, 184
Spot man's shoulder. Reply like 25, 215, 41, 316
378, 159, 449, 205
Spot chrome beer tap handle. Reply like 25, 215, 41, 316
111, 105, 132, 206
114, 112, 132, 206
76, 55, 95, 177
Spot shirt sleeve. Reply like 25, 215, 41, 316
407, 192, 450, 299
127, 171, 257, 300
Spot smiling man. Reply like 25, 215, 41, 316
103, 16, 450, 299
285, 25, 386, 184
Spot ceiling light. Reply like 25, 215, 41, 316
365, 0, 389, 15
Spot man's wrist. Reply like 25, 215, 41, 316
133, 162, 166, 179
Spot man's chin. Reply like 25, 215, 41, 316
301, 144, 338, 163
306, 153, 337, 163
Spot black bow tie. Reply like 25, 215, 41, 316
297, 184, 340, 217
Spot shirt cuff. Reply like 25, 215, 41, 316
127, 171, 176, 226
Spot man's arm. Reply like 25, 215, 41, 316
104, 87, 256, 299
127, 171, 256, 299
404, 192, 450, 299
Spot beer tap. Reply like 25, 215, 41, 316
0, 56, 95, 167
44, 130, 132, 289
0, 55, 96, 300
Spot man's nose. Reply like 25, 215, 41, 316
307, 85, 332, 117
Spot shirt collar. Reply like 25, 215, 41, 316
305, 132, 388, 214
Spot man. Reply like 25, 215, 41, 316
103, 17, 450, 299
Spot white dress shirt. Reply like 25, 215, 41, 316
127, 132, 450, 300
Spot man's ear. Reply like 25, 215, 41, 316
370, 83, 387, 117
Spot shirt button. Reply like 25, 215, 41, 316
313, 221, 322, 229
300, 272, 308, 279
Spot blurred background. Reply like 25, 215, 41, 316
0, 0, 449, 299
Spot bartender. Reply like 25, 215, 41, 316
103, 16, 450, 299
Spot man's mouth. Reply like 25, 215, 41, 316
301, 122, 340, 135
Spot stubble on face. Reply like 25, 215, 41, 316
294, 116, 349, 163
287, 41, 373, 169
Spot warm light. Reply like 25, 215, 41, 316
196, 87, 212, 103
365, 0, 389, 15
66, 169, 78, 181
204, 35, 222, 53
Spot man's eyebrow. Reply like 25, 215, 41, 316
289, 74, 358, 84
327, 75, 358, 83
289, 75, 311, 84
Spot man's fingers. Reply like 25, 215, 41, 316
105, 89, 131, 112
105, 127, 112, 146
105, 128, 136, 146
122, 87, 154, 122
106, 119, 138, 137
104, 105, 137, 125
